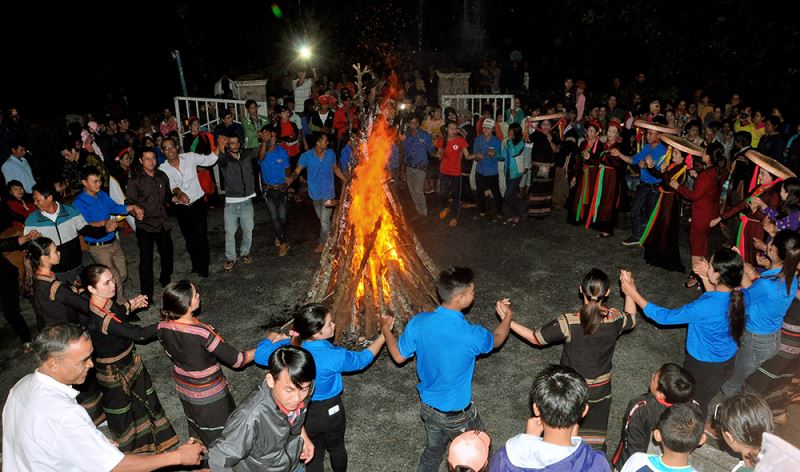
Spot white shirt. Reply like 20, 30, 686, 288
2, 370, 124, 471
293, 78, 313, 109
158, 151, 218, 204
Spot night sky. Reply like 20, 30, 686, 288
6, 0, 799, 118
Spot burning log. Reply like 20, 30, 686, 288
305, 105, 438, 341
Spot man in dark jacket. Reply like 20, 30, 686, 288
0, 230, 37, 351
208, 346, 316, 472
218, 132, 266, 271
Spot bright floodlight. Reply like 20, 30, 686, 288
299, 46, 312, 60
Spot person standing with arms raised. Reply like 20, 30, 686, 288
379, 266, 513, 472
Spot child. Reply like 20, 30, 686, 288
448, 430, 491, 472
612, 363, 696, 469
621, 403, 706, 472
714, 394, 774, 472
489, 364, 610, 471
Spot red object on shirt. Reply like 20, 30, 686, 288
278, 121, 300, 157
436, 136, 468, 176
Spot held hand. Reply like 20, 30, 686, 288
619, 270, 636, 295
747, 199, 759, 213
105, 219, 119, 232
300, 430, 315, 463
176, 438, 205, 465
379, 314, 395, 332
668, 180, 680, 190
18, 230, 40, 244
752, 238, 767, 252
179, 192, 190, 204
645, 156, 654, 167
638, 160, 647, 169
130, 295, 149, 310
762, 219, 777, 236
525, 417, 544, 436
266, 331, 289, 342
609, 148, 621, 157
689, 169, 698, 178
709, 217, 721, 228
751, 196, 767, 210
692, 260, 710, 279
495, 298, 512, 320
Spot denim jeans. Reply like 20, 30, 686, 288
417, 402, 485, 472
630, 183, 661, 239
264, 188, 288, 243
504, 177, 523, 216
721, 329, 781, 397
224, 199, 254, 261
312, 199, 333, 245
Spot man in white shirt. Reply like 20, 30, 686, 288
292, 67, 317, 112
2, 323, 204, 471
158, 137, 218, 277
1, 139, 36, 193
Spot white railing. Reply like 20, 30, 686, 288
440, 94, 515, 121
173, 96, 270, 195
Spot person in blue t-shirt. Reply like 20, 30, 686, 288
621, 248, 745, 415
721, 230, 800, 396
287, 134, 346, 253
611, 119, 670, 246
379, 267, 513, 472
255, 304, 385, 472
473, 119, 503, 218
259, 125, 292, 257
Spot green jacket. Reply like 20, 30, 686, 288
242, 114, 269, 149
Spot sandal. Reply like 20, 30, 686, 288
684, 276, 700, 289
223, 260, 235, 272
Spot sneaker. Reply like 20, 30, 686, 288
274, 238, 280, 248
622, 236, 640, 246
439, 208, 450, 220
461, 202, 477, 209
448, 218, 458, 227
223, 260, 235, 272
313, 244, 324, 253
279, 243, 290, 257
241, 255, 252, 264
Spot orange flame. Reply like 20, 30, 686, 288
348, 117, 405, 307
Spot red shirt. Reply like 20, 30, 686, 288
436, 136, 468, 176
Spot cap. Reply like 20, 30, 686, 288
318, 94, 337, 107
448, 431, 490, 471
482, 118, 496, 128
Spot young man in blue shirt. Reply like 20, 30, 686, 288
379, 266, 513, 472
259, 125, 292, 256
72, 166, 142, 304
287, 134, 346, 253
401, 114, 435, 219
610, 122, 669, 245
472, 119, 503, 218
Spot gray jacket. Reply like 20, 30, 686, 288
208, 380, 309, 472
219, 148, 257, 199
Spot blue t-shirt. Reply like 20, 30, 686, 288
340, 145, 353, 173
632, 143, 668, 184
254, 338, 375, 401
72, 190, 127, 243
398, 306, 494, 411
744, 268, 798, 334
260, 147, 290, 186
402, 130, 434, 168
298, 148, 337, 200
473, 135, 502, 176
644, 292, 738, 362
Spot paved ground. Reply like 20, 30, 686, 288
1, 190, 798, 471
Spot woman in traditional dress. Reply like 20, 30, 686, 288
498, 269, 636, 451
586, 119, 626, 237
527, 117, 561, 218
82, 263, 178, 453
567, 121, 602, 224
157, 280, 255, 446
621, 248, 744, 414
638, 147, 687, 272
256, 304, 386, 472
23, 237, 105, 424
670, 146, 722, 288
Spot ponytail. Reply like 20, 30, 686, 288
711, 248, 745, 346
579, 268, 610, 335
772, 230, 800, 295
23, 237, 55, 297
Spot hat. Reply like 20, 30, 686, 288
745, 150, 797, 179
318, 94, 337, 107
448, 431, 490, 471
482, 118, 496, 128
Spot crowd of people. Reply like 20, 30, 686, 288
1, 63, 800, 472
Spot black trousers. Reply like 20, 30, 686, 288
304, 394, 347, 472
476, 174, 503, 214
136, 229, 174, 300
0, 260, 32, 343
175, 200, 209, 274
684, 353, 735, 417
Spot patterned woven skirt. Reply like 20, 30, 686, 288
579, 372, 613, 452
528, 160, 555, 217
95, 346, 178, 453
173, 364, 237, 446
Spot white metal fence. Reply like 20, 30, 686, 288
440, 94, 515, 121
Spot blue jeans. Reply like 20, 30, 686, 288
312, 200, 333, 245
721, 329, 781, 397
417, 402, 484, 472
264, 188, 288, 243
630, 183, 661, 239
224, 199, 254, 261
